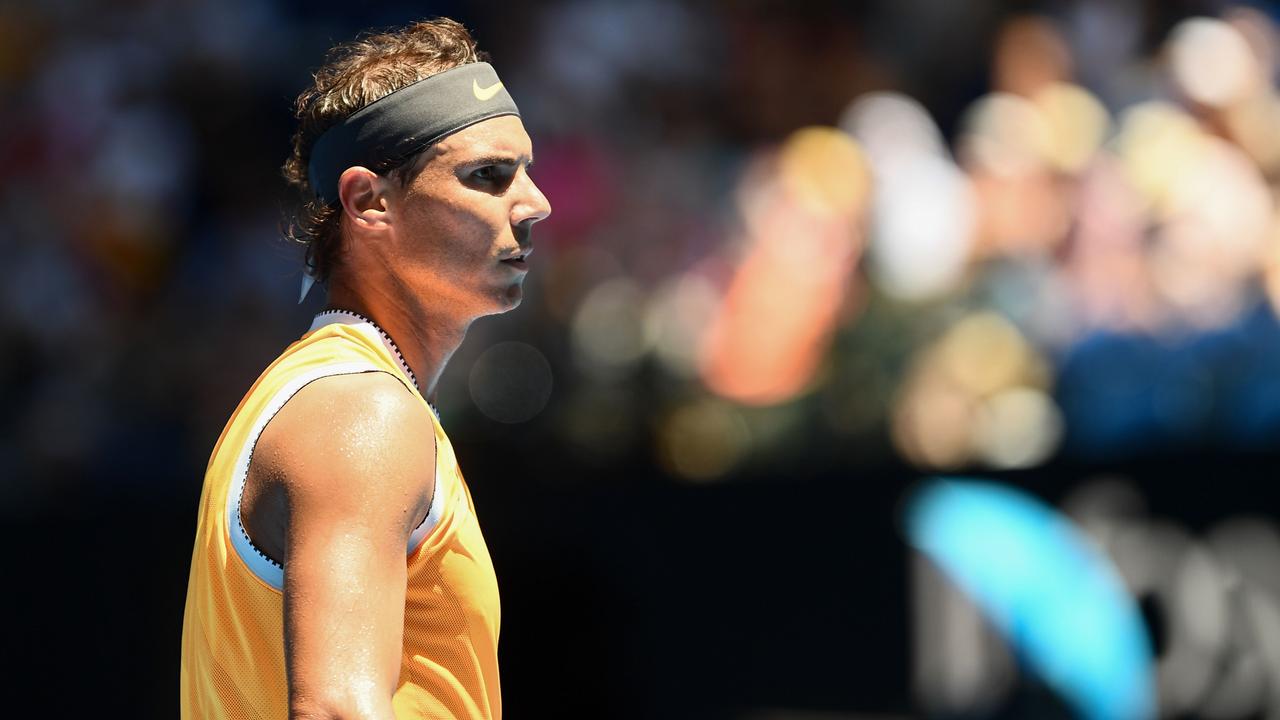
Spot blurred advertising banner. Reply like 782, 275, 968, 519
908, 478, 1280, 720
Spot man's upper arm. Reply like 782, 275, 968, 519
255, 371, 436, 720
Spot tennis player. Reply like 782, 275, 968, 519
181, 18, 550, 719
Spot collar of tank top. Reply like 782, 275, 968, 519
310, 309, 440, 419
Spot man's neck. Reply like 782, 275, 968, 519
324, 281, 470, 404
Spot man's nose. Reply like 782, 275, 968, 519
513, 173, 551, 225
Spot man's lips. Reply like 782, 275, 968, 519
500, 248, 532, 269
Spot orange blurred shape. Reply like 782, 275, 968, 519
700, 128, 868, 406
992, 15, 1072, 98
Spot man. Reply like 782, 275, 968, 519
181, 18, 550, 720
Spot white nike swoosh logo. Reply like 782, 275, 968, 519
473, 80, 503, 101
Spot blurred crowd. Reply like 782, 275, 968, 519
4, 0, 1280, 503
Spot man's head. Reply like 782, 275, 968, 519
283, 18, 550, 315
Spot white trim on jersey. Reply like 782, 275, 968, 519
309, 311, 417, 392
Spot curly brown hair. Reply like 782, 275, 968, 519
282, 18, 486, 283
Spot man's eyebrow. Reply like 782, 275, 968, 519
459, 154, 534, 168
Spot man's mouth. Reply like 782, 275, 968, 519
500, 248, 532, 270
500, 253, 529, 270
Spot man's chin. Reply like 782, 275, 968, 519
483, 284, 523, 315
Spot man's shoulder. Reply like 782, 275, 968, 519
255, 370, 436, 512
280, 370, 424, 433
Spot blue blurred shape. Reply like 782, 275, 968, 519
905, 479, 1155, 720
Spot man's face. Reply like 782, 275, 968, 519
386, 115, 551, 316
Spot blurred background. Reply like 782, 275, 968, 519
4, 0, 1280, 717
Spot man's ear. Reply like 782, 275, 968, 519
337, 166, 392, 230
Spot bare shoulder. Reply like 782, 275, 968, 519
254, 371, 437, 540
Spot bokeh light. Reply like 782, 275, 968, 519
468, 341, 554, 424
571, 276, 648, 379
892, 312, 1058, 470
643, 272, 719, 379
1033, 82, 1109, 173
972, 387, 1064, 470
656, 397, 750, 481
1168, 17, 1261, 109
844, 92, 976, 302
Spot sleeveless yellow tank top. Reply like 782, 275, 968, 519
181, 310, 501, 719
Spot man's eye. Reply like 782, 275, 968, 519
472, 166, 497, 182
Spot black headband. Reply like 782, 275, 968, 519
307, 62, 520, 205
